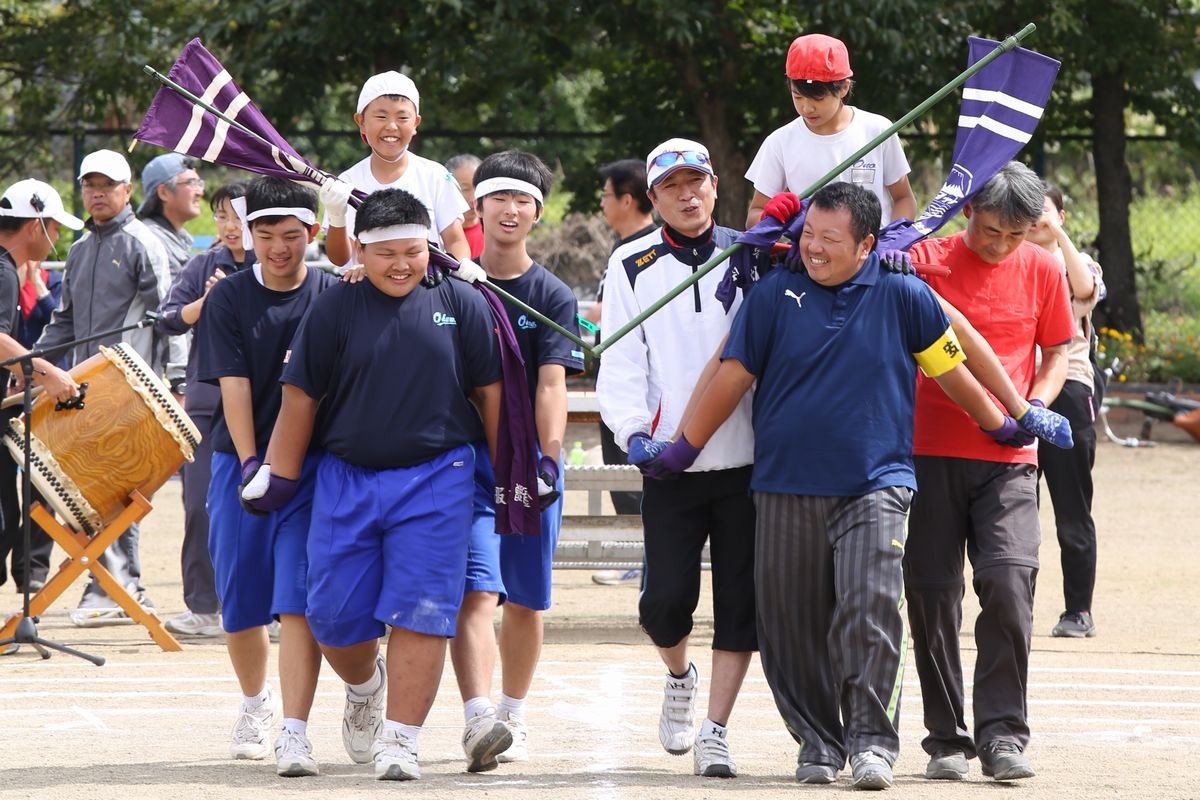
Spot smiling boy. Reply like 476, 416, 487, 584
246, 188, 502, 781
321, 72, 470, 266
194, 176, 338, 776
450, 151, 583, 772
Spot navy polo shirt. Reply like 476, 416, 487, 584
195, 266, 339, 455
282, 277, 501, 469
488, 263, 584, 403
723, 252, 953, 496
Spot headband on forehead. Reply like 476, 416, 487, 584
357, 224, 432, 245
230, 196, 318, 251
475, 177, 544, 204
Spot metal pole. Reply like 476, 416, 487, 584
592, 23, 1038, 357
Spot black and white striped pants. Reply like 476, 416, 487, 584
754, 487, 912, 769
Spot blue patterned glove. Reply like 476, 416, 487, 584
627, 433, 667, 466
1017, 399, 1074, 449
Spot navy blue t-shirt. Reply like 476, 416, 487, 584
195, 266, 339, 455
723, 253, 953, 496
282, 277, 502, 469
488, 263, 584, 403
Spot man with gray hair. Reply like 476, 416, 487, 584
903, 161, 1075, 783
445, 154, 483, 258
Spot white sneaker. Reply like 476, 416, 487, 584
497, 714, 528, 763
374, 730, 420, 780
659, 663, 697, 754
230, 691, 276, 760
69, 583, 152, 627
275, 728, 319, 777
850, 750, 894, 790
266, 620, 281, 643
694, 728, 737, 777
165, 610, 223, 637
462, 707, 513, 773
343, 654, 385, 764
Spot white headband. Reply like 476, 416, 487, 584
475, 177, 544, 204
231, 197, 318, 250
357, 224, 431, 244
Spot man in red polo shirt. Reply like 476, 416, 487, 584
904, 161, 1074, 784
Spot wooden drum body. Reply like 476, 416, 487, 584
3, 343, 201, 535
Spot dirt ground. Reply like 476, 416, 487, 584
0, 429, 1197, 799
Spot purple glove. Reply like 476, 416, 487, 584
627, 433, 667, 466
240, 456, 262, 487
239, 463, 300, 516
641, 434, 702, 480
536, 454, 560, 510
879, 249, 914, 275
981, 415, 1035, 448
1017, 399, 1074, 449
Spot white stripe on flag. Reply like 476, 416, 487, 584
269, 145, 289, 172
957, 114, 1033, 145
176, 70, 234, 153
962, 88, 1045, 119
202, 91, 253, 162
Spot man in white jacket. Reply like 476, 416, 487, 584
597, 138, 755, 779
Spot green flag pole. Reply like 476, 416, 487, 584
591, 23, 1037, 358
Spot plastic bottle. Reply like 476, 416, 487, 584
568, 441, 586, 466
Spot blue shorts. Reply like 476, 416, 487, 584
465, 446, 563, 611
207, 450, 321, 634
306, 446, 475, 647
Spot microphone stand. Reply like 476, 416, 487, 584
0, 314, 161, 664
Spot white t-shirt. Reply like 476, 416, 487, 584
325, 153, 469, 264
744, 108, 910, 224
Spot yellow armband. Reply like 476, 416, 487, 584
913, 326, 965, 378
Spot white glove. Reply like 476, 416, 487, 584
536, 472, 555, 497
319, 179, 354, 228
241, 463, 272, 501
453, 258, 488, 284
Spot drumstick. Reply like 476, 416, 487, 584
1, 387, 44, 410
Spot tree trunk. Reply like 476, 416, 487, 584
1090, 68, 1142, 339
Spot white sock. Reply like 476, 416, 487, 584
242, 685, 270, 709
383, 719, 421, 742
348, 662, 383, 698
699, 718, 726, 739
463, 696, 493, 722
282, 717, 307, 736
497, 692, 526, 721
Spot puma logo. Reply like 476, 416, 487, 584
785, 289, 806, 309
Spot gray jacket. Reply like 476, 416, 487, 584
143, 215, 193, 381
37, 205, 173, 372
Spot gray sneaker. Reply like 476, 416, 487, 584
925, 749, 968, 780
979, 740, 1035, 781
165, 610, 223, 638
1051, 611, 1096, 638
850, 751, 893, 790
795, 761, 837, 784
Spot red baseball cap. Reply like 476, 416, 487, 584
786, 34, 853, 82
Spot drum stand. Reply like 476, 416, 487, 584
0, 317, 183, 659
0, 357, 105, 662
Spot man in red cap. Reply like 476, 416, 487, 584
744, 33, 917, 228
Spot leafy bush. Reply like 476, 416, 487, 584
1098, 311, 1200, 384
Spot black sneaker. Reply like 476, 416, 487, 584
979, 740, 1035, 781
1051, 611, 1096, 638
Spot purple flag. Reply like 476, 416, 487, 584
135, 39, 363, 201
430, 251, 541, 536
878, 37, 1060, 251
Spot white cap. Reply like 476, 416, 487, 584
356, 71, 420, 114
0, 179, 84, 230
646, 138, 714, 187
77, 149, 132, 183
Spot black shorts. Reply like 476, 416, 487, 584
638, 466, 758, 652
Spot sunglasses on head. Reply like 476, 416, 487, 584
651, 150, 711, 169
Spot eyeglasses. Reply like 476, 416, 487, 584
175, 178, 205, 190
651, 150, 711, 169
